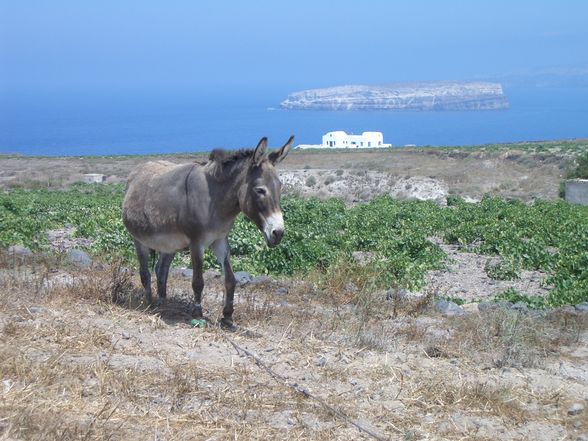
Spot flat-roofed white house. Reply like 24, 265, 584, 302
297, 131, 392, 149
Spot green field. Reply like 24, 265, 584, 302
2, 184, 588, 308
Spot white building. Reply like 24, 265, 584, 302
297, 131, 392, 149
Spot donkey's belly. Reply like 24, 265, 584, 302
138, 232, 191, 253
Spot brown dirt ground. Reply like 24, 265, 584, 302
1, 143, 587, 440
1, 256, 587, 440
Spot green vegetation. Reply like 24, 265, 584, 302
567, 150, 588, 179
2, 184, 588, 307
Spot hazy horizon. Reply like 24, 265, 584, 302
2, 1, 588, 95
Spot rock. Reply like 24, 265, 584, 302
435, 298, 465, 317
250, 275, 271, 285
28, 306, 45, 314
568, 403, 584, 416
275, 287, 288, 296
575, 302, 588, 313
478, 301, 512, 312
351, 251, 374, 265
204, 268, 221, 279
121, 331, 131, 340
66, 249, 92, 268
234, 271, 252, 285
461, 303, 479, 314
344, 282, 359, 293
510, 302, 529, 312
3, 379, 14, 392
386, 288, 427, 303
316, 356, 327, 367
8, 245, 32, 258
181, 268, 194, 279
558, 305, 578, 315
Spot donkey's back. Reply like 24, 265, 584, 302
123, 160, 201, 253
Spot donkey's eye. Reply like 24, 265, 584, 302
255, 187, 267, 196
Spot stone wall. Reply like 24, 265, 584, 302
565, 179, 588, 205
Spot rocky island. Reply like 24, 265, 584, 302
280, 81, 509, 111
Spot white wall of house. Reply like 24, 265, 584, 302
321, 131, 391, 148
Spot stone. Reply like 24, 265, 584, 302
121, 331, 131, 340
461, 303, 479, 314
575, 302, 588, 313
66, 249, 92, 268
250, 275, 271, 285
234, 271, 252, 285
558, 305, 578, 315
275, 287, 288, 296
568, 403, 584, 416
435, 298, 465, 317
510, 302, 529, 312
8, 245, 32, 258
344, 282, 359, 293
181, 268, 194, 279
204, 268, 221, 279
351, 251, 375, 265
28, 306, 45, 314
386, 289, 427, 304
478, 301, 512, 312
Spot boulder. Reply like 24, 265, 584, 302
8, 245, 33, 258
435, 298, 465, 317
66, 249, 92, 268
234, 271, 252, 285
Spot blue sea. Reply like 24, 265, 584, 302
1, 86, 587, 156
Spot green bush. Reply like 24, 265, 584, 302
567, 151, 588, 179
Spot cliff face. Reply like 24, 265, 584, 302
280, 82, 509, 111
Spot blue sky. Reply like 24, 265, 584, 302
1, 0, 587, 93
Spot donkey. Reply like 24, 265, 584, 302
122, 136, 293, 329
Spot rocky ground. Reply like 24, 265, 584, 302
0, 141, 579, 202
1, 251, 587, 440
1, 143, 588, 440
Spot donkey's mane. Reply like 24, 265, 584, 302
206, 148, 256, 179
208, 148, 254, 166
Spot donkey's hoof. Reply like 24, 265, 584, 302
191, 306, 204, 319
156, 297, 167, 307
220, 318, 237, 332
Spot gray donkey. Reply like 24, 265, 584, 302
122, 136, 293, 329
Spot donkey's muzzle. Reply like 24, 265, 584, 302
263, 211, 285, 247
268, 228, 284, 247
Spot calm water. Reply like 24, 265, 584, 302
1, 87, 587, 156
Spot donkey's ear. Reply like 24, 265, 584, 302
253, 137, 268, 166
269, 135, 294, 165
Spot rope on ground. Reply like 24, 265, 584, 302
222, 334, 395, 441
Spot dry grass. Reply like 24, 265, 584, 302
440, 308, 588, 369
1, 253, 587, 440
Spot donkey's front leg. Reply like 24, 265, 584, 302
212, 238, 237, 330
189, 243, 205, 319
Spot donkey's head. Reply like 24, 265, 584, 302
240, 136, 294, 248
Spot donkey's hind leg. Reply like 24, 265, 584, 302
155, 252, 175, 306
134, 239, 154, 305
